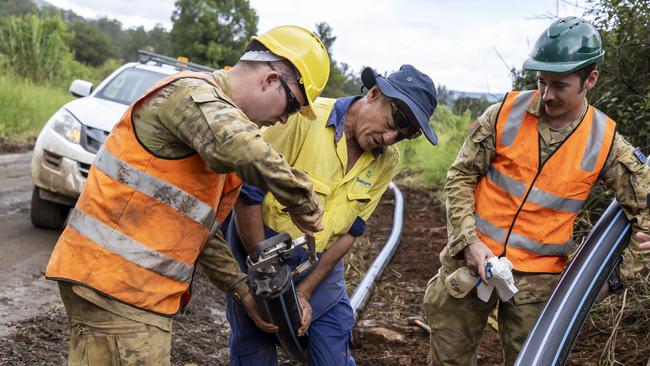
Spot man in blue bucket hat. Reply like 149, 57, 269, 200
223, 64, 437, 365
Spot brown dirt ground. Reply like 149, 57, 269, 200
350, 186, 504, 366
0, 184, 647, 365
349, 185, 649, 366
0, 137, 34, 154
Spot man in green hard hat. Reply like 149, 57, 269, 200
423, 16, 650, 365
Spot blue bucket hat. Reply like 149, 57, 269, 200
361, 65, 438, 146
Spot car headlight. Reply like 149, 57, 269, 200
51, 108, 82, 144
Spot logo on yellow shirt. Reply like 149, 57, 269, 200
356, 177, 372, 187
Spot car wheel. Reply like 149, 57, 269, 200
30, 186, 71, 230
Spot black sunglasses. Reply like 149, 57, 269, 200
267, 62, 303, 115
390, 100, 421, 141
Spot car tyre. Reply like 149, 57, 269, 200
30, 186, 71, 230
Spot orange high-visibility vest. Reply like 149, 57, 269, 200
474, 90, 616, 273
46, 71, 242, 315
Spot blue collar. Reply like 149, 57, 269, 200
326, 96, 362, 143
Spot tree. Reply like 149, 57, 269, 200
95, 16, 123, 41
68, 20, 112, 66
40, 3, 84, 23
147, 24, 173, 57
94, 16, 124, 59
0, 14, 73, 83
339, 62, 362, 96
313, 22, 362, 98
0, 0, 38, 19
121, 26, 149, 61
452, 96, 492, 119
314, 22, 336, 53
511, 68, 536, 91
314, 22, 345, 97
512, 0, 650, 149
170, 0, 258, 67
436, 85, 453, 107
586, 0, 650, 149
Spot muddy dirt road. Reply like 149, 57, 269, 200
0, 152, 61, 337
1, 152, 647, 365
0, 150, 495, 365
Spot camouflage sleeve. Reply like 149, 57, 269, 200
600, 133, 650, 278
445, 102, 500, 258
261, 112, 311, 167
197, 229, 249, 300
156, 79, 318, 215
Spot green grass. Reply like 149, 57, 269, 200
397, 105, 471, 201
0, 72, 73, 139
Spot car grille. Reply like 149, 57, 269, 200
80, 125, 110, 154
79, 162, 91, 178
43, 150, 62, 170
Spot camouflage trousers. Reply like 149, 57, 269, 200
423, 267, 547, 366
58, 284, 172, 366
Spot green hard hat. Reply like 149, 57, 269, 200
523, 16, 604, 73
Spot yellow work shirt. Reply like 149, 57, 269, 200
260, 97, 400, 252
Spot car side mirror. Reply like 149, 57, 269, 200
69, 80, 93, 98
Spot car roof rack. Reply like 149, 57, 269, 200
137, 50, 216, 73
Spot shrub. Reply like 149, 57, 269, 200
0, 13, 74, 84
398, 105, 471, 201
0, 73, 73, 138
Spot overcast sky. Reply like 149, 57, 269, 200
44, 0, 589, 93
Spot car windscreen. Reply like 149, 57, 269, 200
95, 68, 167, 105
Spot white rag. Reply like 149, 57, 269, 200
477, 257, 519, 302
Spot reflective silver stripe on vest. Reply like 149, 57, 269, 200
581, 108, 607, 172
68, 209, 194, 283
488, 167, 526, 197
487, 167, 584, 213
527, 188, 584, 213
501, 90, 536, 147
94, 148, 216, 227
475, 214, 573, 256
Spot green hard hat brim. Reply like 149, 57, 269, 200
523, 53, 604, 73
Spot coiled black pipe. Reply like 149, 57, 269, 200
516, 157, 649, 365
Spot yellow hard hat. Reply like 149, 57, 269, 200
253, 25, 330, 119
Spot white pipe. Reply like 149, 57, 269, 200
350, 182, 404, 317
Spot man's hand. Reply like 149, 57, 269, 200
289, 205, 324, 236
240, 291, 278, 333
295, 289, 312, 336
637, 231, 650, 250
463, 241, 496, 284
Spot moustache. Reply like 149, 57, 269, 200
542, 99, 564, 108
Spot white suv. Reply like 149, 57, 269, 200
30, 51, 214, 229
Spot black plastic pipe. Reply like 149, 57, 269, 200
515, 199, 634, 365
247, 183, 404, 361
249, 264, 309, 363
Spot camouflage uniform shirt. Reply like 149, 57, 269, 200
440, 93, 650, 304
72, 70, 319, 323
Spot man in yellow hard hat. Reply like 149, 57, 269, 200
45, 25, 331, 365
423, 16, 650, 365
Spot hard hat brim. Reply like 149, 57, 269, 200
522, 53, 604, 73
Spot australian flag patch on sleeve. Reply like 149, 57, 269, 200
634, 147, 647, 164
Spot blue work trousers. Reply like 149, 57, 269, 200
224, 217, 356, 366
